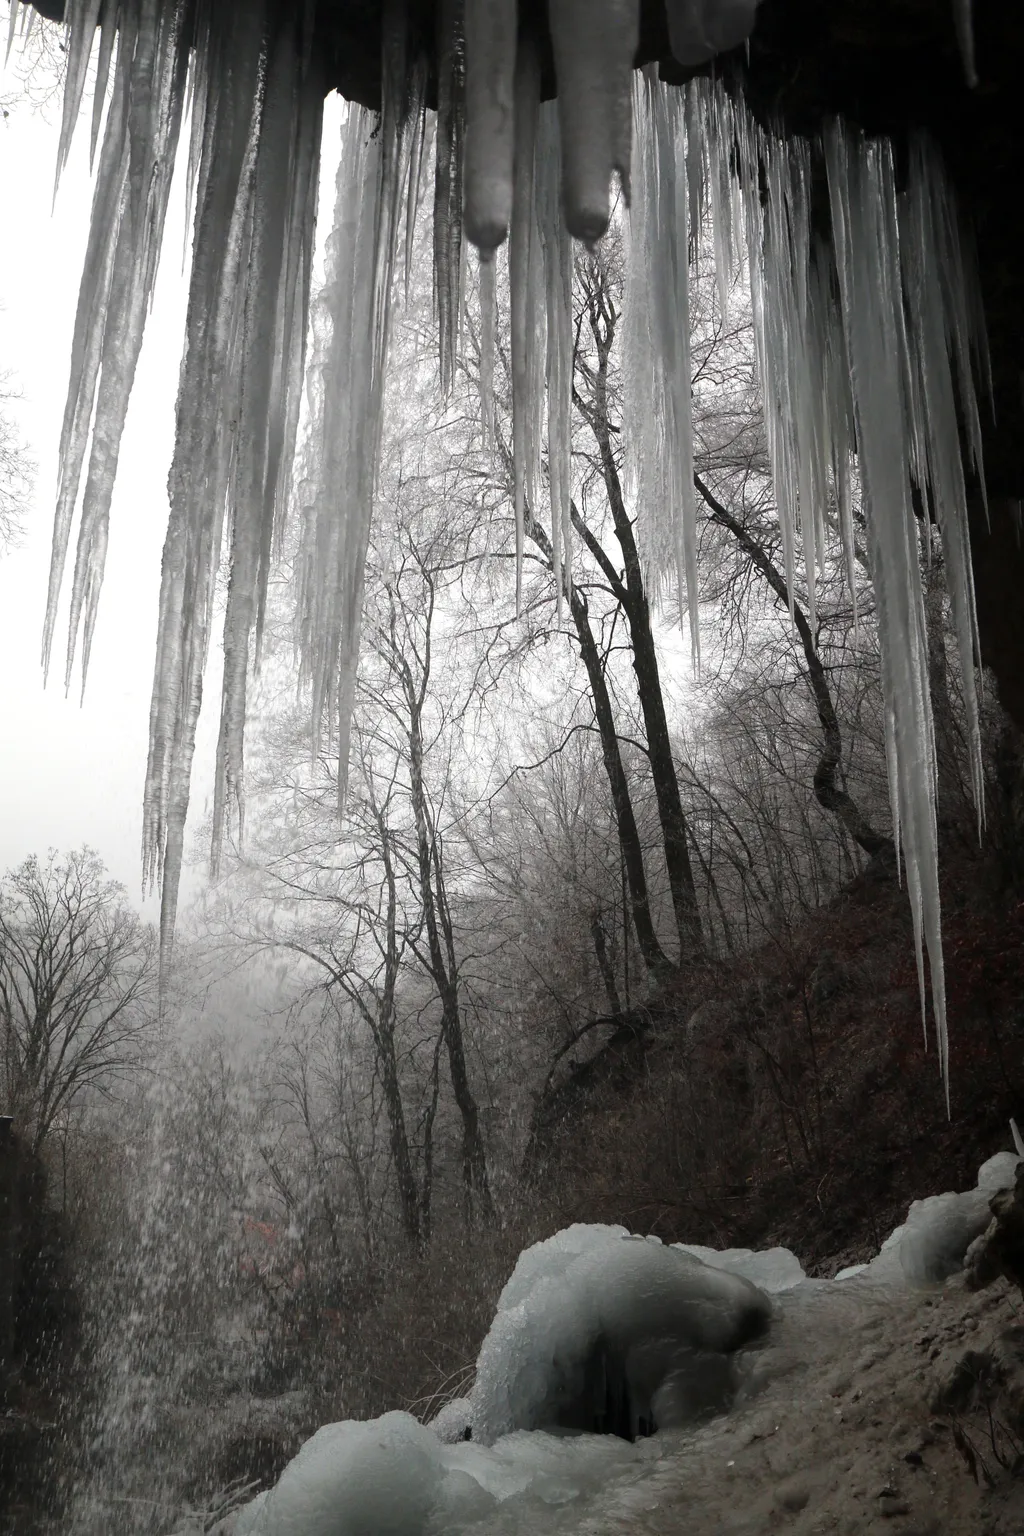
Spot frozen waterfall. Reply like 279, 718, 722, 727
27, 0, 989, 1099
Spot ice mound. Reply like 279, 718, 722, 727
246, 1411, 444, 1536
837, 1150, 1022, 1288
471, 1225, 772, 1444
233, 1415, 645, 1536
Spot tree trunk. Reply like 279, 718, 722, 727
590, 910, 623, 1014
406, 689, 495, 1221
523, 507, 676, 985
364, 811, 423, 1245
578, 286, 705, 961
695, 474, 893, 861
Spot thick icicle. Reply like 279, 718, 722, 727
509, 35, 542, 614
211, 4, 324, 876
63, 0, 195, 697
56, 0, 104, 189
294, 89, 408, 825
825, 129, 947, 1099
547, 0, 639, 243
141, 3, 324, 961
953, 0, 978, 89
624, 73, 700, 661
478, 252, 496, 445
897, 139, 985, 830
655, 78, 988, 1099
664, 0, 759, 67
433, 0, 464, 393
462, 0, 516, 251
537, 103, 573, 618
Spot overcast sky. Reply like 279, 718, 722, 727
0, 28, 342, 916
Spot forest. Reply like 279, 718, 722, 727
3, 6, 1024, 1535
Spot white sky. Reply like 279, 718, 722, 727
0, 30, 343, 916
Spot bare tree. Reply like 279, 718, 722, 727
0, 375, 32, 552
571, 251, 705, 962
694, 473, 893, 861
0, 849, 157, 1152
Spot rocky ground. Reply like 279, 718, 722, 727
477, 1273, 1024, 1536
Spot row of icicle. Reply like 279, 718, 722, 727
623, 76, 988, 1103
14, 0, 987, 1096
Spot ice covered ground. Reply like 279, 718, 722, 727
193, 1147, 1024, 1536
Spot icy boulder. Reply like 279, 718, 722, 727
977, 1152, 1020, 1193
249, 1411, 444, 1536
471, 1225, 772, 1444
859, 1150, 1021, 1288
428, 1397, 473, 1444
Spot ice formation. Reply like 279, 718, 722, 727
233, 1414, 646, 1536
248, 1411, 445, 1536
292, 103, 404, 822
221, 1152, 1019, 1536
625, 78, 990, 1098
470, 1224, 772, 1443
33, 0, 987, 1079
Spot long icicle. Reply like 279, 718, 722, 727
143, 2, 324, 963
537, 102, 573, 620
510, 32, 541, 616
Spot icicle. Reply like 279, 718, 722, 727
510, 35, 541, 615
624, 73, 699, 662
462, 0, 516, 251
5, 0, 22, 65
434, 0, 464, 392
953, 0, 978, 89
675, 79, 988, 1101
537, 103, 573, 619
212, 4, 325, 875
897, 140, 985, 833
89, 0, 118, 170
547, 0, 639, 243
56, 1, 100, 184
44, 0, 193, 688
664, 0, 759, 67
138, 3, 324, 963
63, 0, 195, 697
294, 82, 409, 829
478, 253, 496, 444
826, 126, 948, 1105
